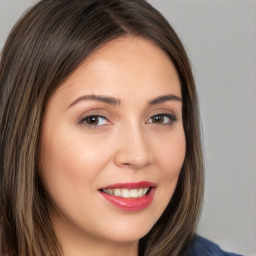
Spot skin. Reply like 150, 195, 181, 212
39, 36, 186, 256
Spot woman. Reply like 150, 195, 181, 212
0, 0, 242, 255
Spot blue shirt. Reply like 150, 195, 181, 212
187, 235, 244, 256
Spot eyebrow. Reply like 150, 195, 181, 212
67, 94, 121, 109
149, 94, 182, 105
67, 93, 182, 110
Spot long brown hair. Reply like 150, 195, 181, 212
0, 0, 204, 255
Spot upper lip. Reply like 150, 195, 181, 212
100, 181, 157, 190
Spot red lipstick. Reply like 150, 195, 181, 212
99, 181, 156, 212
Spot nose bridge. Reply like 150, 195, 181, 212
114, 121, 153, 169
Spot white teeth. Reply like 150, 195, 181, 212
137, 188, 143, 197
114, 188, 122, 197
129, 189, 138, 198
102, 188, 150, 198
121, 189, 129, 198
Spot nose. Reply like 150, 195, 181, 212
114, 125, 153, 170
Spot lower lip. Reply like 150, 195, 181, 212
99, 188, 155, 212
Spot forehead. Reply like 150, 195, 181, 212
55, 36, 181, 102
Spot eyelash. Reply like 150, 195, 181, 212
78, 113, 177, 129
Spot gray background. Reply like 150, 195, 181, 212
0, 0, 255, 255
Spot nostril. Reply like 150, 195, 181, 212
120, 161, 151, 170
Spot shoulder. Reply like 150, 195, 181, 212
186, 235, 244, 256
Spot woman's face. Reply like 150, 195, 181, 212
40, 36, 186, 251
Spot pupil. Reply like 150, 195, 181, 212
86, 116, 98, 125
154, 115, 163, 123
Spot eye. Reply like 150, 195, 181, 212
147, 113, 176, 125
80, 115, 109, 127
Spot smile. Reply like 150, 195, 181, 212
101, 188, 150, 198
99, 182, 156, 211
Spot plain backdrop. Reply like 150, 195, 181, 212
0, 0, 255, 255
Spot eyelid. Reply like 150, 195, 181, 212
76, 108, 110, 122
146, 108, 177, 119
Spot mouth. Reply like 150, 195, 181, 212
99, 181, 156, 211
100, 187, 151, 198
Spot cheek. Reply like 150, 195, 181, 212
155, 130, 186, 185
39, 125, 108, 202
147, 129, 186, 224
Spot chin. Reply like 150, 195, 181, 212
96, 215, 156, 243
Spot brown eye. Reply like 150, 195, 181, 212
84, 116, 99, 125
148, 114, 176, 125
152, 115, 165, 123
81, 115, 109, 127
